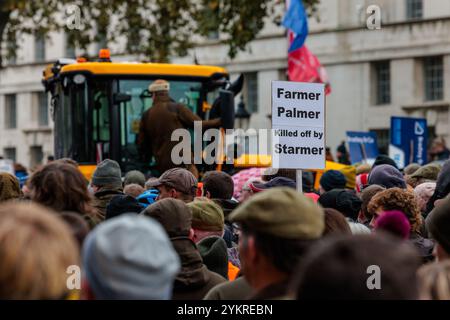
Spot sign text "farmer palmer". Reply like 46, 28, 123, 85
276, 88, 322, 119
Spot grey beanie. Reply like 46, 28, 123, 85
82, 214, 180, 299
368, 164, 406, 189
124, 170, 146, 187
92, 159, 122, 188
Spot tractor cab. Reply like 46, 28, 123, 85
43, 50, 235, 179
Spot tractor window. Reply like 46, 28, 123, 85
92, 80, 111, 160
54, 83, 73, 159
54, 77, 92, 162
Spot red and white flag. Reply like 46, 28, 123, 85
287, 31, 331, 95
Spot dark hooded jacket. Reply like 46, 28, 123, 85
105, 194, 142, 220
409, 232, 435, 263
318, 189, 362, 221
143, 198, 226, 300
426, 160, 450, 215
197, 236, 229, 279
212, 198, 240, 249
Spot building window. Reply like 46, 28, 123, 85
244, 72, 258, 113
207, 31, 219, 40
4, 94, 17, 129
65, 33, 76, 58
370, 129, 389, 154
30, 146, 44, 168
373, 61, 391, 105
279, 69, 288, 81
424, 56, 444, 101
7, 41, 17, 65
35, 35, 46, 62
37, 92, 49, 126
406, 0, 423, 20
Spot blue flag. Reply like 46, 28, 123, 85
282, 0, 309, 52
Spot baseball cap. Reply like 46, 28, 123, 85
147, 168, 197, 196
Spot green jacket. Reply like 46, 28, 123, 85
204, 276, 253, 300
92, 187, 123, 222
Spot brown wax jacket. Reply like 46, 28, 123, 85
138, 93, 220, 174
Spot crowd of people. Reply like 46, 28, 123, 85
1, 153, 450, 300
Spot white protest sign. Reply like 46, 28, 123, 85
0, 159, 15, 174
271, 81, 325, 170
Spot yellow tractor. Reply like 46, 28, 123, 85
42, 49, 238, 179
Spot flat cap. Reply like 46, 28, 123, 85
410, 163, 441, 181
147, 168, 197, 196
229, 188, 324, 240
188, 198, 224, 232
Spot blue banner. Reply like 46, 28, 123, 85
389, 117, 428, 168
346, 131, 379, 165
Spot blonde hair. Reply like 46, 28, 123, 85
418, 261, 450, 300
0, 202, 79, 299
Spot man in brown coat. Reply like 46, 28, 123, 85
138, 80, 221, 176
90, 159, 124, 222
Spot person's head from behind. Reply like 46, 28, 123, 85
322, 208, 352, 237
318, 189, 362, 221
359, 185, 386, 224
319, 170, 347, 194
59, 211, 90, 248
123, 170, 146, 188
239, 177, 261, 203
372, 155, 398, 170
202, 171, 234, 200
148, 79, 170, 100
418, 261, 450, 300
368, 164, 406, 189
123, 183, 144, 198
404, 163, 420, 177
293, 234, 421, 300
373, 210, 411, 240
147, 168, 197, 203
90, 159, 122, 192
426, 196, 450, 262
145, 177, 158, 190
261, 168, 296, 183
249, 177, 296, 194
29, 162, 94, 216
187, 197, 224, 243
55, 158, 79, 168
229, 188, 324, 291
0, 172, 22, 203
430, 137, 447, 154
82, 214, 180, 300
407, 164, 440, 188
0, 202, 79, 299
105, 194, 143, 220
143, 198, 193, 239
368, 187, 422, 233
414, 182, 436, 213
